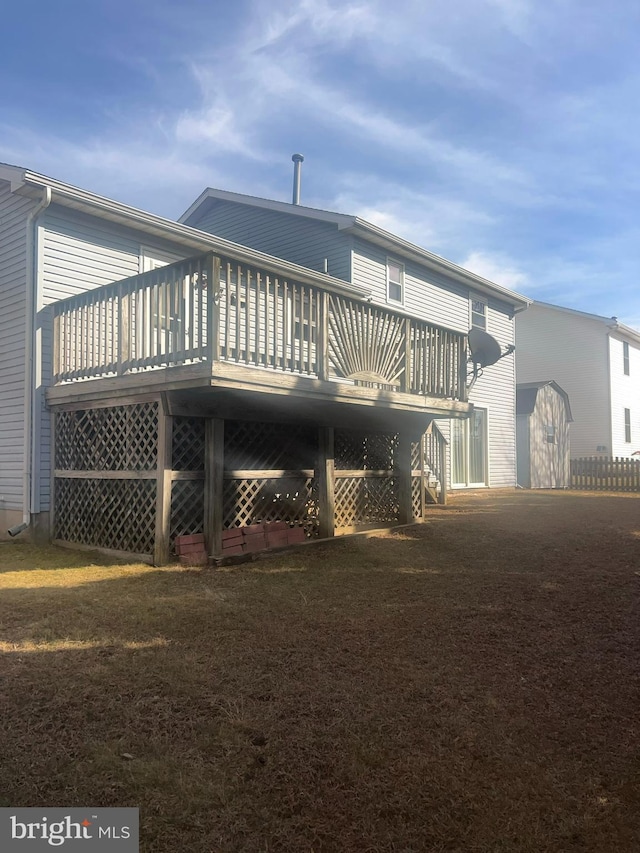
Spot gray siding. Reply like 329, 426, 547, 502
352, 238, 470, 330
0, 181, 35, 510
38, 205, 190, 511
516, 305, 610, 457
352, 239, 517, 488
191, 200, 352, 282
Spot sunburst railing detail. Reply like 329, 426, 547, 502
327, 295, 406, 388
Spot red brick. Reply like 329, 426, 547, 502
221, 545, 244, 556
267, 531, 289, 548
244, 524, 265, 536
176, 541, 209, 556
287, 527, 306, 544
222, 529, 244, 543
175, 533, 205, 548
243, 534, 267, 553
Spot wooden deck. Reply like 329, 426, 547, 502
49, 252, 470, 416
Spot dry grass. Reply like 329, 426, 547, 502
1, 490, 639, 852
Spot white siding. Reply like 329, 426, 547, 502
191, 200, 352, 282
468, 304, 516, 487
608, 334, 640, 457
0, 181, 35, 510
38, 206, 191, 511
352, 239, 470, 330
352, 239, 517, 488
516, 305, 610, 457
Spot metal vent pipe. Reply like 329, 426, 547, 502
292, 153, 304, 204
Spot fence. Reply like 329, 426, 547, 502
570, 456, 640, 492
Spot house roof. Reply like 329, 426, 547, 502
528, 300, 640, 346
0, 163, 369, 301
516, 380, 573, 422
180, 187, 531, 311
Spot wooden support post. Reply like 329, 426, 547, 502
207, 254, 221, 364
154, 398, 173, 566
205, 418, 224, 557
317, 426, 335, 539
397, 432, 413, 525
402, 316, 412, 393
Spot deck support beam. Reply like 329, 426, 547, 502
397, 432, 414, 526
205, 418, 225, 557
317, 426, 335, 539
154, 397, 173, 566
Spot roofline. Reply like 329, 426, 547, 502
0, 164, 370, 301
528, 299, 640, 345
180, 187, 531, 310
516, 379, 573, 422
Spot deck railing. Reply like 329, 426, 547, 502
52, 251, 468, 401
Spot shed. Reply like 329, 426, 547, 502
516, 381, 573, 489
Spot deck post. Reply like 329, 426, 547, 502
205, 418, 224, 556
317, 426, 335, 539
397, 431, 413, 525
154, 397, 173, 566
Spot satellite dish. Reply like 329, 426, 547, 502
468, 328, 502, 368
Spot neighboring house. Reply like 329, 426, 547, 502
516, 301, 640, 458
180, 188, 530, 491
516, 381, 573, 489
0, 164, 528, 563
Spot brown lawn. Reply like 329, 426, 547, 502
0, 490, 639, 852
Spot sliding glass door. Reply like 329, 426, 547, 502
451, 409, 487, 487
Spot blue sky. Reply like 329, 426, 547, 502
2, 0, 640, 324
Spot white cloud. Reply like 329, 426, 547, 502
460, 250, 530, 290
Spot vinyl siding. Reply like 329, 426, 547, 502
468, 304, 516, 487
0, 181, 35, 510
608, 334, 640, 457
38, 205, 190, 511
516, 305, 610, 457
191, 200, 352, 282
352, 239, 470, 330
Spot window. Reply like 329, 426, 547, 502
387, 260, 403, 303
623, 341, 630, 375
625, 409, 632, 443
471, 298, 487, 330
545, 424, 556, 444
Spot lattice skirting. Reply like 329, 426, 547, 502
170, 479, 205, 549
223, 477, 319, 537
55, 477, 156, 556
334, 476, 399, 530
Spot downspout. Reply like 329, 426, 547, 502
10, 185, 51, 537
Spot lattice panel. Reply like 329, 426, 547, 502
334, 477, 399, 529
412, 477, 422, 519
56, 403, 158, 470
335, 429, 398, 470
223, 477, 318, 537
170, 480, 205, 549
172, 417, 205, 471
225, 421, 317, 471
411, 440, 421, 471
55, 478, 156, 555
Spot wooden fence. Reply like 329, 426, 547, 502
570, 457, 640, 492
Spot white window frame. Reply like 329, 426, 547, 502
451, 408, 489, 488
623, 341, 630, 376
470, 296, 488, 331
625, 408, 632, 443
386, 258, 404, 304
